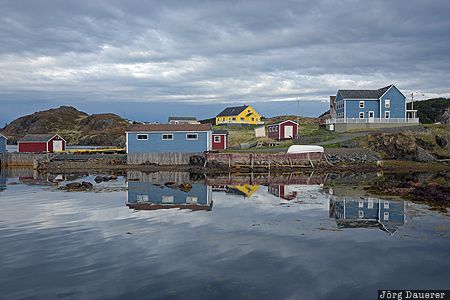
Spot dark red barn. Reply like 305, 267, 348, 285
212, 130, 228, 150
18, 134, 66, 153
267, 120, 298, 140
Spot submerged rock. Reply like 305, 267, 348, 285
94, 176, 104, 183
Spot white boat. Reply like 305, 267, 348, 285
287, 145, 324, 154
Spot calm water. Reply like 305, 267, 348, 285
0, 170, 449, 300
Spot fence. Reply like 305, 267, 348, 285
0, 153, 47, 167
127, 152, 202, 165
206, 152, 325, 169
326, 118, 419, 124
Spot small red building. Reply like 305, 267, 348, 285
212, 130, 228, 150
267, 120, 298, 140
18, 134, 66, 153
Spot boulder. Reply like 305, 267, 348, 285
65, 182, 82, 189
81, 181, 94, 189
94, 176, 104, 183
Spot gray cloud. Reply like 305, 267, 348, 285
0, 0, 449, 115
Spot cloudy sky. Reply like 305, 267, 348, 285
1, 0, 449, 124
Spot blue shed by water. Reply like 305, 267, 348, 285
0, 134, 7, 154
126, 124, 213, 154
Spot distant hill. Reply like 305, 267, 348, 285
0, 106, 130, 146
408, 98, 450, 124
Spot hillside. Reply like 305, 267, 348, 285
408, 98, 450, 124
1, 106, 130, 146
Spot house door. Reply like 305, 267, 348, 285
53, 140, 63, 152
368, 111, 375, 123
284, 126, 293, 139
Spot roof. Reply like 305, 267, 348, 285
127, 123, 212, 132
339, 85, 392, 99
216, 105, 249, 117
18, 134, 60, 143
0, 133, 7, 140
269, 119, 299, 126
212, 130, 228, 135
168, 116, 197, 121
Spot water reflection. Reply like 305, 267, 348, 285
329, 195, 406, 235
126, 172, 213, 211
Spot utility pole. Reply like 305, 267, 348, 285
411, 92, 414, 110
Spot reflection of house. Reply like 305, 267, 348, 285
329, 197, 406, 235
215, 105, 263, 126
0, 177, 6, 191
168, 117, 200, 124
18, 134, 66, 153
127, 181, 213, 211
226, 184, 259, 198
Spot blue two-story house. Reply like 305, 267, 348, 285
327, 84, 418, 132
0, 134, 7, 154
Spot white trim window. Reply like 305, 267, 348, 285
385, 99, 390, 108
358, 210, 364, 218
385, 111, 390, 119
186, 196, 198, 204
137, 134, 148, 140
162, 134, 174, 140
359, 112, 364, 119
136, 195, 149, 203
359, 101, 365, 108
162, 195, 174, 203
384, 212, 389, 221
358, 200, 364, 208
186, 133, 198, 140
384, 201, 390, 209
214, 136, 221, 143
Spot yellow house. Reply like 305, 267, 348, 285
216, 105, 263, 125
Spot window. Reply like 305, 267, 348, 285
240, 117, 244, 121
359, 101, 365, 108
385, 99, 390, 108
359, 112, 364, 119
232, 117, 236, 121
358, 210, 364, 218
214, 136, 221, 143
248, 110, 251, 113
186, 133, 198, 140
384, 201, 390, 209
384, 212, 389, 221
136, 195, 149, 203
367, 199, 373, 209
186, 196, 198, 204
162, 195, 174, 203
251, 118, 255, 121
162, 134, 173, 140
137, 134, 148, 140
358, 200, 364, 208
385, 111, 390, 119
222, 118, 225, 121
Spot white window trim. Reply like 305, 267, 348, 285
214, 136, 221, 143
384, 201, 390, 209
186, 133, 198, 140
359, 101, 365, 108
359, 112, 364, 119
384, 212, 389, 221
385, 111, 390, 119
358, 200, 364, 208
385, 99, 391, 108
368, 111, 374, 118
162, 133, 174, 140
358, 210, 364, 218
162, 195, 174, 203
137, 134, 148, 140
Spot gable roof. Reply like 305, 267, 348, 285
339, 85, 393, 99
269, 120, 299, 126
217, 105, 249, 117
0, 133, 7, 140
18, 134, 61, 143
168, 116, 197, 121
127, 123, 212, 132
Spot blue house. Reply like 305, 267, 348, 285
327, 84, 418, 132
0, 134, 7, 154
329, 197, 405, 235
126, 124, 212, 154
127, 180, 213, 211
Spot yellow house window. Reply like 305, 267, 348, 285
251, 118, 254, 121
240, 117, 244, 121
232, 117, 236, 121
222, 118, 225, 121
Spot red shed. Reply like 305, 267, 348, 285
267, 120, 298, 140
18, 134, 66, 153
212, 130, 228, 150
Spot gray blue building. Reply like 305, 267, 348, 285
126, 124, 212, 154
127, 180, 213, 211
329, 196, 406, 235
326, 84, 419, 132
0, 134, 7, 154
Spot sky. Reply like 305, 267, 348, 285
1, 0, 450, 124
